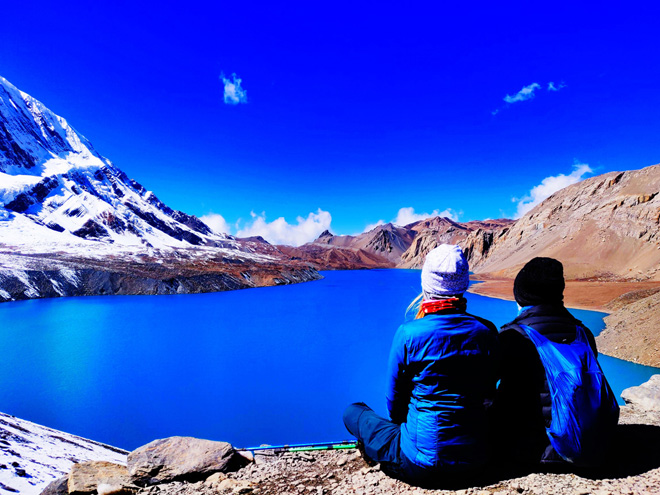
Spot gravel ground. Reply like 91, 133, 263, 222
142, 406, 660, 495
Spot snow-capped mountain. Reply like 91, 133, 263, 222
0, 76, 320, 302
0, 75, 236, 252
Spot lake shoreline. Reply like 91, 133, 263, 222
470, 275, 660, 368
469, 275, 660, 312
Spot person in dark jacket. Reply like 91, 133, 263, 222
343, 245, 499, 486
494, 257, 598, 466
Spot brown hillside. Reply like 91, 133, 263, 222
277, 243, 394, 270
471, 164, 660, 281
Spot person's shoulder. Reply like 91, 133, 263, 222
463, 312, 498, 333
499, 318, 527, 337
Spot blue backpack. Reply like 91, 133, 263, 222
519, 324, 620, 466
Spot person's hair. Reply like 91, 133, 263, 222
406, 293, 426, 320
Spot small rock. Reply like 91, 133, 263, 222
39, 476, 68, 495
336, 458, 347, 467
219, 478, 250, 492
205, 472, 228, 486
97, 483, 135, 495
68, 461, 137, 495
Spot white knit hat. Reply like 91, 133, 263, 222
421, 244, 469, 297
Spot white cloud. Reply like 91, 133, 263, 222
362, 207, 458, 233
513, 163, 593, 218
236, 209, 332, 246
199, 213, 231, 235
221, 73, 247, 105
504, 83, 541, 103
548, 81, 566, 91
362, 219, 385, 233
393, 206, 458, 226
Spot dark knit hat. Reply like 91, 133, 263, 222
513, 257, 565, 306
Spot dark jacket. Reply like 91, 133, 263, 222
494, 304, 598, 464
386, 311, 499, 470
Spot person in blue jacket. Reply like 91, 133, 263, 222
493, 257, 603, 467
343, 244, 499, 486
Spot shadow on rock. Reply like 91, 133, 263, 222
411, 423, 660, 490
579, 424, 660, 479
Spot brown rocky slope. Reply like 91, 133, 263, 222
468, 164, 660, 281
598, 289, 660, 367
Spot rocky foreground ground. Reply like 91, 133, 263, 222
28, 376, 660, 495
130, 406, 660, 495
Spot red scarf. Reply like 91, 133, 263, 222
421, 297, 466, 315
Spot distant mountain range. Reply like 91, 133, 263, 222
281, 166, 660, 283
2, 75, 659, 305
0, 76, 320, 302
278, 218, 514, 271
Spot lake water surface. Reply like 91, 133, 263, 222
0, 269, 657, 450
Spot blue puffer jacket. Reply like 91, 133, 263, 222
386, 312, 499, 470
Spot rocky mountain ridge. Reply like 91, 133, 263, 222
286, 219, 513, 271
0, 76, 320, 302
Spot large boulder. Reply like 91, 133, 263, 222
68, 461, 137, 494
621, 374, 660, 412
127, 436, 244, 486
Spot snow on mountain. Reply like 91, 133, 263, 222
0, 75, 241, 255
0, 411, 127, 495
0, 76, 320, 302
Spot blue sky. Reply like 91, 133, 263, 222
2, 2, 660, 245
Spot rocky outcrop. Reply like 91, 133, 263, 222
469, 165, 660, 281
127, 437, 243, 486
398, 218, 512, 269
622, 375, 660, 412
36, 436, 247, 495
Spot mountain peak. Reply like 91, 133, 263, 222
0, 74, 237, 254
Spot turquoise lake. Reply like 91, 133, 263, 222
0, 269, 657, 451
